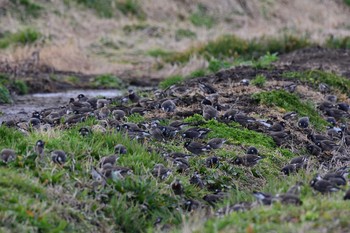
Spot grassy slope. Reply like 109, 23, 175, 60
0, 69, 349, 232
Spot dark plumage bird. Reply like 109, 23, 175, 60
199, 82, 216, 94
152, 164, 172, 180
233, 113, 255, 127
326, 117, 337, 126
189, 172, 205, 189
316, 140, 338, 151
51, 150, 67, 165
171, 179, 184, 195
298, 116, 309, 129
0, 149, 16, 163
269, 121, 286, 132
287, 182, 304, 195
128, 89, 140, 103
269, 131, 290, 146
207, 138, 226, 149
306, 144, 322, 156
114, 144, 127, 154
203, 105, 218, 120
112, 109, 126, 120
150, 126, 165, 141
338, 102, 349, 112
281, 164, 298, 175
184, 199, 202, 212
35, 140, 45, 157
310, 175, 340, 193
234, 154, 263, 167
79, 127, 91, 137
276, 193, 302, 206
161, 99, 176, 113
223, 109, 239, 121
101, 164, 132, 179
344, 189, 350, 200
325, 95, 337, 103
182, 127, 210, 139
206, 156, 219, 168
247, 146, 258, 155
203, 193, 224, 205
307, 133, 329, 143
184, 141, 210, 155
253, 191, 274, 205
282, 111, 297, 120
99, 155, 119, 168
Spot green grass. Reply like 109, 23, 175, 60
159, 75, 184, 89
325, 36, 350, 49
344, 0, 350, 6
282, 70, 350, 95
116, 0, 145, 19
252, 52, 278, 69
147, 49, 174, 58
9, 0, 43, 18
190, 4, 215, 28
75, 0, 115, 17
188, 69, 207, 78
208, 59, 232, 73
13, 80, 29, 95
251, 74, 267, 87
0, 84, 12, 104
165, 34, 309, 64
0, 28, 41, 49
175, 29, 197, 41
91, 74, 125, 89
252, 90, 328, 130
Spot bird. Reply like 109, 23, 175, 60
184, 141, 210, 155
276, 193, 302, 206
51, 150, 67, 165
189, 172, 205, 189
101, 164, 132, 180
344, 189, 350, 200
184, 199, 202, 212
112, 109, 126, 120
222, 109, 239, 121
99, 155, 119, 168
282, 111, 298, 120
206, 138, 226, 149
0, 149, 16, 163
199, 82, 216, 94
269, 121, 286, 132
34, 140, 45, 157
298, 117, 309, 128
234, 154, 263, 167
246, 146, 258, 155
310, 175, 340, 194
79, 127, 91, 137
281, 164, 298, 175
152, 164, 172, 180
206, 156, 219, 168
269, 131, 290, 146
114, 144, 127, 154
233, 113, 255, 127
253, 191, 275, 205
316, 140, 338, 151
287, 181, 304, 195
337, 103, 349, 112
202, 105, 218, 120
127, 89, 140, 103
171, 179, 184, 195
325, 95, 337, 103
161, 99, 176, 113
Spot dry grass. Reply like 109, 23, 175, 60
0, 0, 349, 77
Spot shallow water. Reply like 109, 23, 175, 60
0, 89, 124, 122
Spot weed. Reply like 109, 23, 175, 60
208, 59, 231, 73
252, 52, 278, 68
175, 29, 197, 41
116, 0, 145, 20
147, 49, 174, 58
159, 75, 184, 89
252, 90, 328, 130
165, 34, 309, 64
92, 74, 125, 89
0, 85, 12, 104
0, 28, 40, 49
282, 70, 350, 95
13, 80, 28, 95
9, 0, 43, 18
188, 69, 207, 79
190, 4, 215, 28
325, 36, 350, 49
251, 74, 266, 87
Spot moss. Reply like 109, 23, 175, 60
282, 70, 350, 95
252, 90, 328, 130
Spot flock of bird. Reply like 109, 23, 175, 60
1, 76, 350, 217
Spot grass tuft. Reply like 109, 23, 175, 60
159, 75, 184, 89
252, 90, 328, 130
0, 28, 40, 49
251, 74, 267, 87
92, 74, 125, 89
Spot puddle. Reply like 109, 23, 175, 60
0, 89, 124, 122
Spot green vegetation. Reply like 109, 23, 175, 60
252, 52, 278, 68
282, 70, 350, 95
208, 59, 231, 73
251, 74, 267, 87
175, 29, 197, 41
159, 75, 184, 89
116, 0, 145, 20
188, 69, 207, 78
326, 36, 350, 49
190, 4, 215, 28
344, 0, 350, 6
13, 80, 29, 95
0, 84, 12, 104
92, 74, 125, 89
127, 113, 145, 124
165, 34, 309, 64
9, 0, 43, 18
0, 28, 41, 49
147, 49, 174, 58
252, 90, 328, 130
75, 0, 144, 18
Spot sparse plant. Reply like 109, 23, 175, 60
190, 4, 215, 28
116, 0, 145, 20
251, 74, 267, 87
92, 74, 125, 89
175, 29, 197, 41
13, 80, 28, 95
208, 59, 231, 73
159, 75, 183, 89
